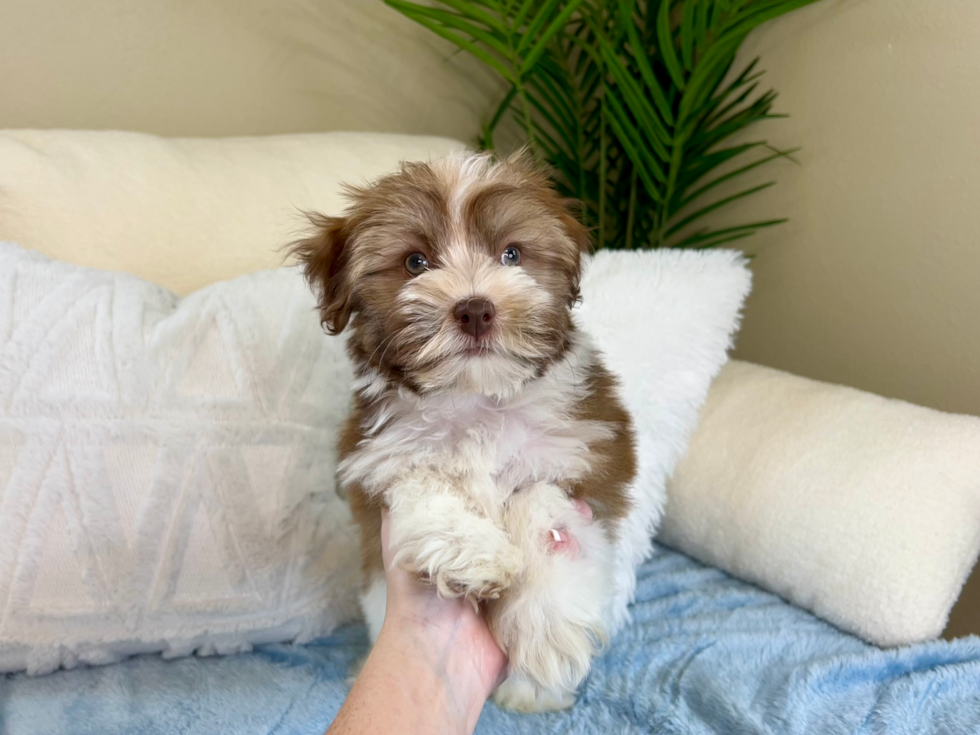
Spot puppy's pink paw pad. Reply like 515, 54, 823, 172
546, 527, 580, 557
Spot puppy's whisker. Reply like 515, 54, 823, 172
376, 332, 401, 371
366, 332, 398, 369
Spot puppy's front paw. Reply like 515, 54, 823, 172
429, 550, 521, 600
504, 608, 602, 695
490, 482, 614, 697
490, 547, 607, 696
493, 673, 575, 713
393, 516, 522, 600
428, 533, 523, 600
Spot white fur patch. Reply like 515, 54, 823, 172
339, 334, 613, 498
489, 482, 615, 708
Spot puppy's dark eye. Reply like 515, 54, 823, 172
405, 252, 429, 276
500, 245, 521, 267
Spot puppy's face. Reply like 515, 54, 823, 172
292, 151, 588, 397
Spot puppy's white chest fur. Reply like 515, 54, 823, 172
339, 337, 613, 503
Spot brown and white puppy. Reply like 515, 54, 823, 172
291, 150, 636, 712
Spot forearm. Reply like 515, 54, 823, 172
327, 618, 491, 735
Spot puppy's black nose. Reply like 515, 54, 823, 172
454, 298, 495, 338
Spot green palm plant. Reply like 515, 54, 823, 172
384, 0, 819, 250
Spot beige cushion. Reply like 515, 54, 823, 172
0, 129, 465, 295
662, 360, 980, 647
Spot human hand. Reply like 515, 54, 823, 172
377, 497, 594, 704
380, 508, 508, 702
328, 501, 595, 734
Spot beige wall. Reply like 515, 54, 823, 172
709, 0, 980, 638
0, 0, 503, 141
725, 0, 980, 420
2, 0, 978, 634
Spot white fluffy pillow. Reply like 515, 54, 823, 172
662, 360, 980, 646
0, 242, 750, 673
574, 249, 751, 630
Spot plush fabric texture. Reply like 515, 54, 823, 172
0, 242, 750, 674
573, 249, 751, 631
0, 242, 361, 675
1, 543, 978, 735
662, 360, 980, 647
0, 130, 465, 296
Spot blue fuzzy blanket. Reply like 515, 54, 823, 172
2, 544, 978, 734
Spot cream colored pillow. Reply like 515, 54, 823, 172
0, 130, 465, 294
662, 360, 980, 647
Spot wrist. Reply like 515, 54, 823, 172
380, 613, 496, 695
377, 615, 495, 727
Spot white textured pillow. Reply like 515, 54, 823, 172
0, 242, 750, 673
662, 360, 980, 647
0, 129, 465, 295
0, 243, 359, 675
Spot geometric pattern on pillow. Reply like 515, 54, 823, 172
0, 242, 359, 674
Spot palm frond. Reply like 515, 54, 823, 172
384, 0, 820, 249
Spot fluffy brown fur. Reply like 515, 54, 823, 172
290, 150, 636, 712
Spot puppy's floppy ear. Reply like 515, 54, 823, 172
558, 199, 592, 255
557, 198, 591, 306
289, 213, 354, 334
